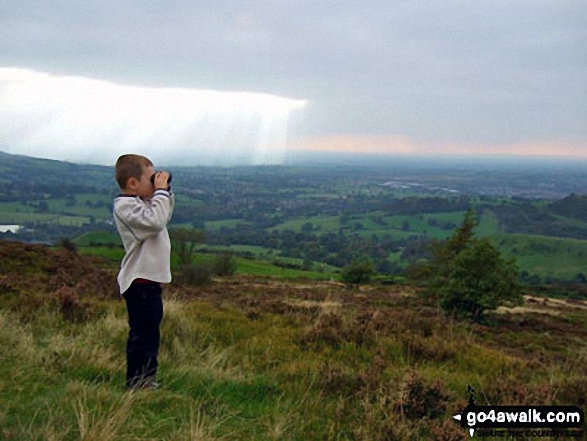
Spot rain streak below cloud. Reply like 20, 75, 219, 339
0, 68, 307, 166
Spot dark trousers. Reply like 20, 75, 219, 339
123, 281, 163, 388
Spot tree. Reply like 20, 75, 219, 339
170, 228, 205, 267
426, 209, 522, 322
439, 208, 477, 258
301, 222, 314, 234
439, 238, 521, 321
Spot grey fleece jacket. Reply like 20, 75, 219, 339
113, 189, 175, 294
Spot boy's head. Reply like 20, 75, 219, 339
115, 154, 156, 197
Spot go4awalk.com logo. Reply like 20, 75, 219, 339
453, 387, 584, 438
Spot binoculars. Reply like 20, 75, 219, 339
150, 171, 172, 186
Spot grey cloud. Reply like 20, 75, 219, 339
0, 0, 585, 152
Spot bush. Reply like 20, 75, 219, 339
397, 371, 450, 420
179, 262, 213, 286
213, 252, 237, 276
53, 285, 94, 322
341, 259, 376, 285
57, 237, 78, 253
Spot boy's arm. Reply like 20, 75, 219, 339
114, 191, 173, 239
168, 191, 175, 222
154, 170, 174, 223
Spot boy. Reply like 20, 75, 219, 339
113, 154, 174, 389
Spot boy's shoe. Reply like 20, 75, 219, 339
128, 378, 160, 391
142, 381, 160, 390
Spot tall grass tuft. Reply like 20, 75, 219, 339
74, 388, 134, 441
171, 404, 235, 441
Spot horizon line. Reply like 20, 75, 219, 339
5, 149, 587, 168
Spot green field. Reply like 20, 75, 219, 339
74, 231, 121, 247
204, 219, 253, 230
0, 211, 90, 226
45, 195, 112, 220
70, 205, 587, 282
79, 246, 337, 281
0, 194, 111, 224
270, 212, 464, 241
496, 233, 587, 280
234, 257, 335, 279
269, 215, 341, 233
5, 177, 587, 283
476, 209, 501, 236
78, 246, 125, 262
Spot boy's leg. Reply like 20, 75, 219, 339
123, 282, 163, 388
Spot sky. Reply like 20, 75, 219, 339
0, 0, 585, 165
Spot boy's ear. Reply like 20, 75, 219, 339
127, 177, 138, 190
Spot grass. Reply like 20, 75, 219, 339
74, 232, 121, 247
4, 291, 587, 440
204, 219, 252, 230
0, 211, 90, 226
0, 196, 111, 226
234, 257, 335, 280
199, 244, 277, 258
475, 209, 501, 236
3, 242, 587, 439
495, 233, 587, 280
0, 301, 321, 440
78, 246, 125, 262
77, 239, 339, 280
45, 195, 112, 220
269, 215, 341, 233
268, 212, 467, 243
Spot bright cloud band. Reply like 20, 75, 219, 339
0, 67, 306, 165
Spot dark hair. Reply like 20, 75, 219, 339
115, 154, 153, 190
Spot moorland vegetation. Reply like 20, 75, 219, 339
2, 240, 587, 440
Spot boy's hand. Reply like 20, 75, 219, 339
154, 171, 170, 190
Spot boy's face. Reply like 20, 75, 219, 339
126, 165, 156, 198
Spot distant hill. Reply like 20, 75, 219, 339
548, 193, 587, 222
0, 150, 115, 199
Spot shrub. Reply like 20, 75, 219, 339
170, 228, 205, 267
397, 371, 450, 420
179, 262, 213, 286
53, 285, 94, 322
300, 313, 345, 348
341, 259, 376, 285
213, 252, 237, 276
57, 237, 78, 253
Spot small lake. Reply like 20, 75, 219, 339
0, 225, 21, 233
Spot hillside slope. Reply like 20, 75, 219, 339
2, 242, 587, 439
